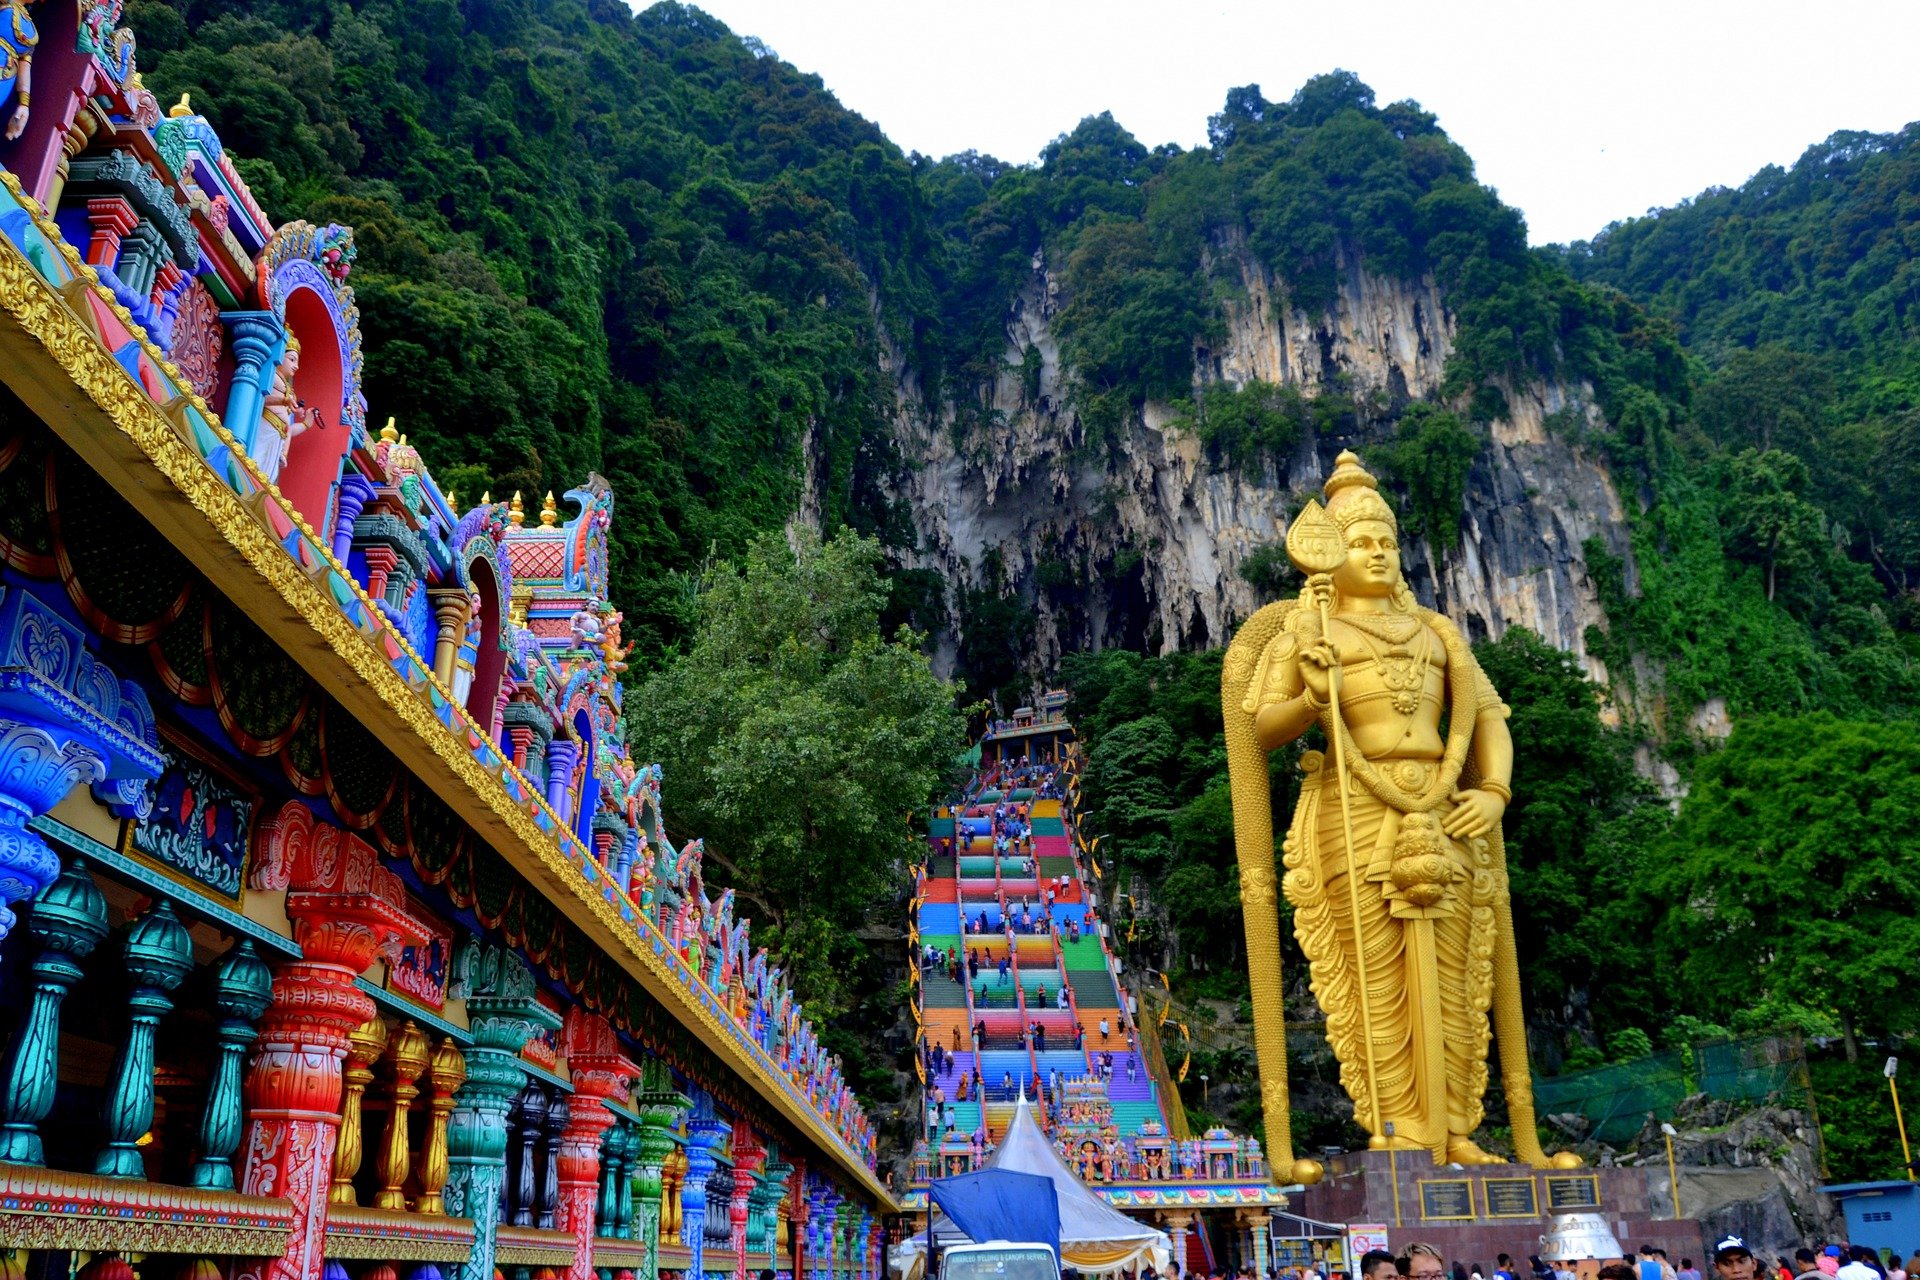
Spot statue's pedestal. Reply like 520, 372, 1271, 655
1290, 1150, 1704, 1267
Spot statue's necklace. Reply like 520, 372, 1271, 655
1339, 612, 1430, 715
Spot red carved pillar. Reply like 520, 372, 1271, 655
557, 1008, 637, 1280
788, 1159, 809, 1280
153, 259, 185, 311
730, 1128, 765, 1280
84, 197, 138, 268
361, 545, 399, 606
237, 804, 427, 1280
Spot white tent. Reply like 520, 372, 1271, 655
893, 1098, 1172, 1279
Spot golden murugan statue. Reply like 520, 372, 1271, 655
1223, 450, 1573, 1184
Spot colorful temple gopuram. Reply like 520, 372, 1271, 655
0, 11, 886, 1280
908, 709, 1292, 1275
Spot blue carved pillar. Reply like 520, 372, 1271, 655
544, 739, 580, 824
446, 941, 561, 1280
219, 311, 287, 456
0, 589, 162, 959
190, 939, 273, 1189
331, 472, 378, 564
0, 857, 108, 1163
683, 1101, 725, 1278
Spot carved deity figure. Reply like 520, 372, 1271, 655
1225, 450, 1567, 1177
256, 336, 317, 481
1, 0, 36, 142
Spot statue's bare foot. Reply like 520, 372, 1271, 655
1446, 1136, 1504, 1165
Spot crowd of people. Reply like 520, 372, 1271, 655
1211, 1236, 1913, 1280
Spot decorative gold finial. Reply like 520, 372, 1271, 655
539, 491, 558, 528
379, 417, 399, 446
398, 433, 408, 447
446, 490, 457, 511
508, 492, 525, 527
169, 93, 193, 119
480, 490, 491, 506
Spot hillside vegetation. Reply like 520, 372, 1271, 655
125, 0, 1920, 1155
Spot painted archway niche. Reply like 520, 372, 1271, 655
457, 542, 509, 735
255, 222, 365, 541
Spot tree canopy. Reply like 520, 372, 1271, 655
627, 527, 966, 1024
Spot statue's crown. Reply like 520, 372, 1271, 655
1322, 449, 1397, 533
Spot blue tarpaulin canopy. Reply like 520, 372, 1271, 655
929, 1169, 1061, 1260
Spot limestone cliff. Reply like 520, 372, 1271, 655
876, 238, 1640, 689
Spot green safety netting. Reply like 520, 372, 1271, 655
1532, 1034, 1806, 1145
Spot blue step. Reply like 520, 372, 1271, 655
918, 904, 960, 934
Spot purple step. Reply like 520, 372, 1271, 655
1091, 1051, 1153, 1098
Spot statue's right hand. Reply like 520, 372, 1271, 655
1299, 639, 1335, 702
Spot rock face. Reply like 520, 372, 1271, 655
1608, 1096, 1842, 1263
878, 240, 1638, 686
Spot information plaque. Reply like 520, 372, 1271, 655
1483, 1177, 1540, 1218
1547, 1174, 1601, 1210
1420, 1179, 1475, 1220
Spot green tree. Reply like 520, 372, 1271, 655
1652, 713, 1920, 1060
1382, 403, 1483, 549
627, 527, 967, 1019
1472, 628, 1664, 1042
1721, 449, 1830, 604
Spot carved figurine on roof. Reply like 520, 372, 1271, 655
2, 0, 37, 143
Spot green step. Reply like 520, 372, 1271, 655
1058, 938, 1108, 967
923, 974, 969, 1009
1066, 971, 1119, 1006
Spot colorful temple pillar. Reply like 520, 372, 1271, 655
684, 1099, 726, 1278
0, 857, 107, 1164
787, 1161, 809, 1280
240, 804, 428, 1280
190, 939, 274, 1190
631, 1059, 691, 1280
559, 1008, 637, 1280
730, 1127, 765, 1280
1163, 1213, 1193, 1277
446, 941, 560, 1280
0, 593, 161, 955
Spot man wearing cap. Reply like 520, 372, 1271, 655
1714, 1237, 1758, 1280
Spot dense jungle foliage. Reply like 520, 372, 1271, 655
126, 0, 1920, 1153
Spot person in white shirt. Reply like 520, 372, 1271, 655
1835, 1250, 1881, 1280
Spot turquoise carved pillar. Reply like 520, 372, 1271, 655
596, 1122, 626, 1237
96, 898, 193, 1177
445, 940, 560, 1280
191, 939, 273, 1189
0, 857, 108, 1163
755, 1159, 791, 1258
612, 1122, 636, 1239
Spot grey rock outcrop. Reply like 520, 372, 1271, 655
876, 240, 1638, 690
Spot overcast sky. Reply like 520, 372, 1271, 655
663, 0, 1920, 246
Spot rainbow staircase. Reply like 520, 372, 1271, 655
914, 756, 1170, 1151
